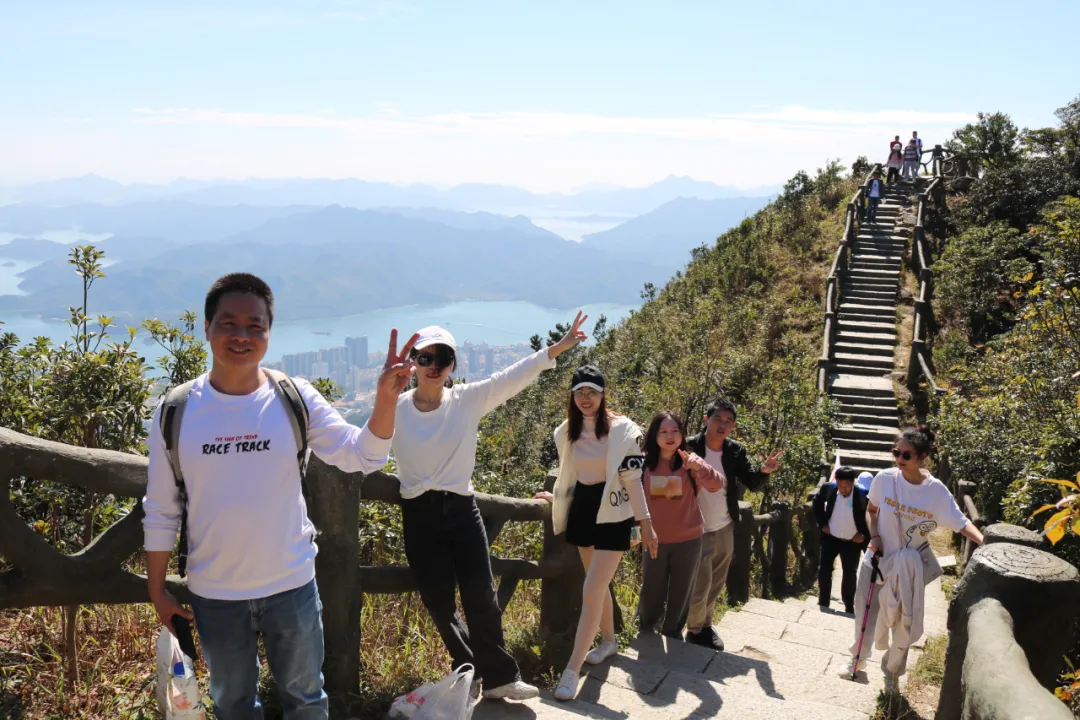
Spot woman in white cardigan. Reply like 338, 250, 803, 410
537, 364, 657, 701
393, 312, 588, 701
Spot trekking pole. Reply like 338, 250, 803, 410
851, 554, 882, 681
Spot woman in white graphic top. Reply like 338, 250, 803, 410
841, 425, 983, 692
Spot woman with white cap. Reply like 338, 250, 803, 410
393, 312, 589, 701
538, 364, 657, 701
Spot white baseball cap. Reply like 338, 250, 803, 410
414, 325, 457, 353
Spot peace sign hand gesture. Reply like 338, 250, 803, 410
761, 449, 784, 475
376, 329, 420, 401
547, 311, 588, 360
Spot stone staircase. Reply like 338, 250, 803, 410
473, 564, 951, 719
829, 183, 913, 476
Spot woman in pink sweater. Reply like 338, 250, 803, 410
638, 411, 725, 638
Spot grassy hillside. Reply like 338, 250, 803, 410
2, 161, 858, 719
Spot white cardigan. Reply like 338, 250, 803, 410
551, 414, 647, 536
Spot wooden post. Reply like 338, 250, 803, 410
768, 502, 792, 597
306, 458, 364, 716
728, 503, 754, 605
801, 501, 821, 587
540, 473, 585, 639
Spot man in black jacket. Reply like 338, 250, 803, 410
813, 466, 869, 614
684, 399, 783, 651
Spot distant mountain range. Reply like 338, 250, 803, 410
0, 206, 669, 322
1, 174, 781, 216
581, 196, 772, 269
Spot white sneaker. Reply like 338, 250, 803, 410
837, 656, 866, 678
554, 669, 580, 701
585, 639, 618, 665
482, 679, 539, 701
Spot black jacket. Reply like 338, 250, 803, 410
686, 433, 768, 526
813, 484, 870, 545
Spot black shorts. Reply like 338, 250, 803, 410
564, 481, 635, 551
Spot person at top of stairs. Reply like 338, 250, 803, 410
886, 135, 903, 184
866, 170, 886, 225
839, 426, 984, 692
813, 465, 869, 614
540, 364, 658, 702
637, 411, 725, 640
684, 399, 784, 652
902, 137, 921, 182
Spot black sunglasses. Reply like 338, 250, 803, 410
411, 346, 455, 370
891, 448, 914, 461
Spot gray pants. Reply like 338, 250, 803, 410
639, 536, 704, 637
903, 159, 919, 180
686, 523, 735, 633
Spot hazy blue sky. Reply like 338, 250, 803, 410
2, 0, 1077, 190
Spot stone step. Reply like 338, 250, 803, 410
829, 375, 895, 398
836, 401, 900, 418
846, 269, 901, 281
833, 448, 897, 469
834, 341, 895, 357
837, 303, 897, 317
841, 290, 898, 303
836, 319, 896, 333
830, 363, 892, 378
849, 259, 903, 271
832, 353, 894, 369
842, 286, 899, 297
831, 392, 899, 410
835, 423, 901, 442
839, 294, 895, 307
838, 412, 901, 429
836, 436, 898, 453
835, 331, 897, 346
837, 311, 895, 325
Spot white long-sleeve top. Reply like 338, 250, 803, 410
393, 348, 557, 499
142, 373, 391, 600
874, 547, 925, 675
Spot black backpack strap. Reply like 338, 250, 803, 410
264, 369, 311, 486
160, 380, 196, 578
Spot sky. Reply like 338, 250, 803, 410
1, 0, 1078, 192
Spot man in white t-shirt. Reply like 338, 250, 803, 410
813, 466, 869, 614
143, 273, 417, 719
684, 399, 784, 651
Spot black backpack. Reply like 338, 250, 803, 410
159, 370, 310, 577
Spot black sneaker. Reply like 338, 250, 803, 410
685, 627, 724, 651
844, 605, 855, 615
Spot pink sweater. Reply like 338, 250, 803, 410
643, 456, 724, 544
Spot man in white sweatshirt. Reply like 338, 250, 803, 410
143, 273, 416, 719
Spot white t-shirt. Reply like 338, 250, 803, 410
828, 490, 858, 541
698, 445, 731, 532
143, 374, 391, 600
865, 468, 969, 566
393, 349, 556, 499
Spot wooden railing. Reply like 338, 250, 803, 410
0, 426, 825, 712
906, 153, 949, 399
817, 170, 874, 393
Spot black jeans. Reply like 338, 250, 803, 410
401, 491, 520, 688
886, 166, 900, 184
818, 533, 863, 610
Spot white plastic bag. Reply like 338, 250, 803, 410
391, 664, 475, 720
155, 627, 205, 719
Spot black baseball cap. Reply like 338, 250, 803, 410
571, 364, 605, 393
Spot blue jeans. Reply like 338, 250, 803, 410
867, 196, 881, 224
190, 578, 328, 720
